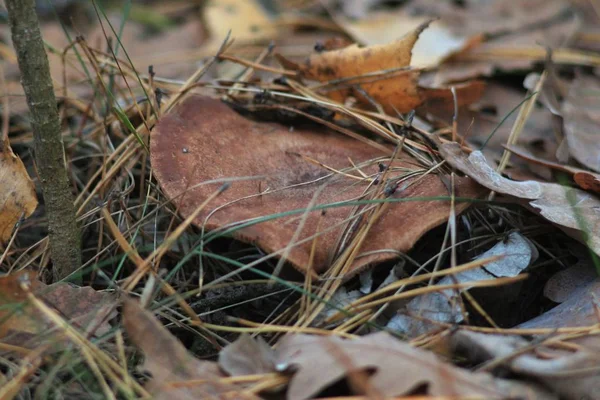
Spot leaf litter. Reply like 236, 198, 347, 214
3, 0, 600, 398
123, 299, 259, 400
387, 231, 536, 337
0, 138, 37, 243
439, 142, 600, 255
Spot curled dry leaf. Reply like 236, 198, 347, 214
388, 232, 535, 337
276, 332, 553, 400
333, 9, 472, 68
452, 330, 597, 400
150, 96, 483, 276
123, 299, 259, 400
425, 83, 558, 181
543, 262, 597, 303
0, 139, 37, 242
506, 145, 600, 193
276, 24, 485, 113
518, 277, 600, 329
563, 76, 600, 173
0, 270, 114, 350
439, 142, 600, 256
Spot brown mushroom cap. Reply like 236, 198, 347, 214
151, 96, 482, 276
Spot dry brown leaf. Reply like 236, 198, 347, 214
150, 96, 483, 276
439, 142, 600, 256
0, 140, 37, 243
518, 278, 600, 329
219, 334, 276, 377
426, 83, 558, 180
77, 17, 205, 79
563, 76, 600, 173
333, 9, 472, 68
123, 299, 259, 400
573, 171, 600, 193
506, 145, 600, 193
277, 23, 484, 113
0, 270, 114, 350
282, 22, 425, 113
543, 262, 597, 303
300, 22, 423, 80
402, 0, 571, 38
452, 330, 597, 400
402, 0, 579, 82
419, 80, 486, 112
275, 332, 552, 400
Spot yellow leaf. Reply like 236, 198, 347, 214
203, 0, 278, 44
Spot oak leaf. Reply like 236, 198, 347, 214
276, 332, 551, 400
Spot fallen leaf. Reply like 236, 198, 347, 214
5, 16, 206, 116
388, 232, 535, 337
318, 287, 363, 324
439, 142, 600, 256
83, 17, 206, 80
452, 330, 598, 400
563, 76, 600, 173
428, 83, 558, 175
0, 139, 38, 243
219, 334, 276, 376
0, 270, 114, 350
505, 144, 600, 193
573, 171, 600, 193
423, 82, 558, 186
440, 143, 541, 199
333, 9, 472, 68
281, 22, 425, 112
203, 0, 279, 50
275, 332, 553, 400
277, 24, 484, 113
150, 96, 483, 276
543, 262, 597, 303
402, 0, 571, 38
518, 277, 600, 329
401, 0, 579, 82
123, 299, 258, 400
419, 80, 487, 112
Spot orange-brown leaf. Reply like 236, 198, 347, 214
151, 96, 483, 276
300, 22, 427, 81
0, 140, 37, 242
279, 22, 484, 113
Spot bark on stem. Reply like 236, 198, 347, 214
6, 0, 81, 280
